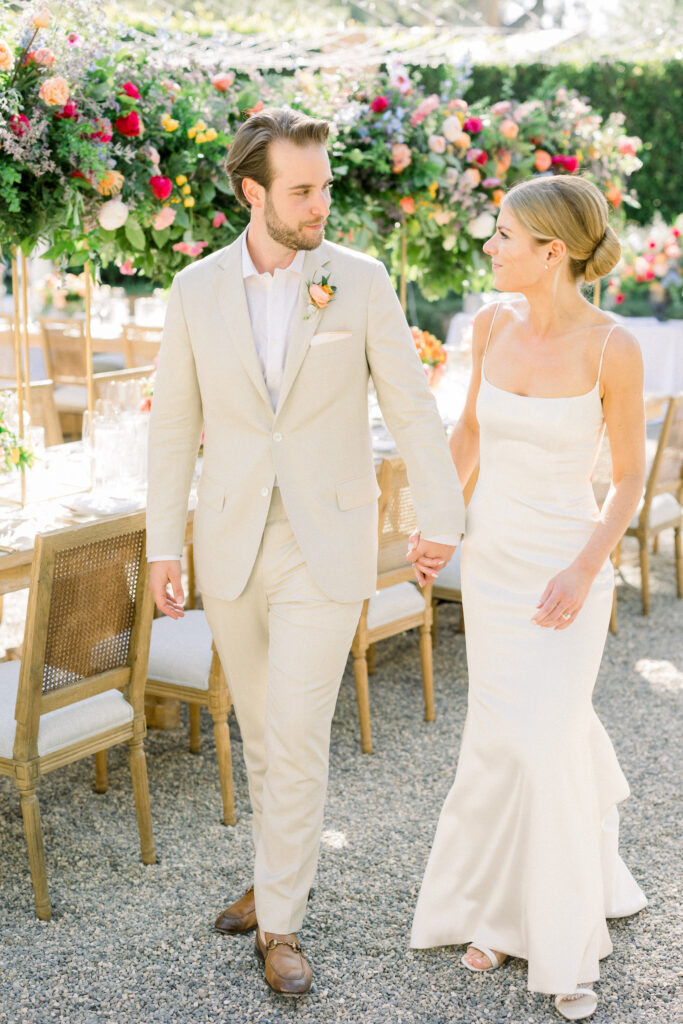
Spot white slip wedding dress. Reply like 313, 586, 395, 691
411, 306, 646, 995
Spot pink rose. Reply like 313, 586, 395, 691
463, 117, 483, 134
87, 118, 113, 142
482, 177, 501, 188
391, 142, 412, 174
410, 94, 439, 126
468, 148, 488, 166
490, 100, 512, 116
153, 206, 177, 231
9, 113, 29, 137
212, 72, 235, 91
428, 134, 446, 154
149, 175, 173, 200
309, 283, 333, 307
121, 81, 141, 99
562, 155, 579, 173
119, 260, 136, 275
534, 149, 552, 172
370, 96, 389, 113
212, 211, 227, 228
500, 118, 518, 140
172, 241, 208, 257
462, 167, 481, 188
32, 48, 56, 66
54, 101, 78, 121
618, 135, 640, 157
399, 196, 416, 215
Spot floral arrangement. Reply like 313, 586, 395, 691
0, 5, 644, 301
604, 215, 683, 319
40, 270, 86, 312
0, 393, 35, 474
411, 324, 447, 386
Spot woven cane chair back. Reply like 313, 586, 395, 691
0, 315, 16, 377
2, 379, 63, 446
650, 395, 683, 503
122, 324, 162, 368
377, 457, 418, 579
39, 318, 87, 383
15, 513, 153, 754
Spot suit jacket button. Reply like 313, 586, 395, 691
261, 487, 269, 497
273, 432, 282, 443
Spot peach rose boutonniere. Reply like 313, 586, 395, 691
305, 273, 336, 319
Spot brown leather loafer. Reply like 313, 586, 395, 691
254, 930, 312, 996
214, 885, 257, 934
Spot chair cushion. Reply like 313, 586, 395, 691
92, 353, 125, 374
433, 545, 462, 592
630, 492, 682, 530
0, 660, 133, 760
53, 384, 87, 412
147, 610, 213, 689
367, 581, 426, 632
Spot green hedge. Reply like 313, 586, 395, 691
452, 61, 681, 226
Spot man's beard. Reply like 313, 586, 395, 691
264, 192, 324, 251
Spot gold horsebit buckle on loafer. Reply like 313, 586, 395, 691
265, 938, 302, 954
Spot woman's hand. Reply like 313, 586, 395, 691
532, 562, 596, 630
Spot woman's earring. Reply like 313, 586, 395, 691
545, 264, 549, 270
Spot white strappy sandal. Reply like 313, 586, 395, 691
554, 988, 598, 1020
461, 944, 507, 972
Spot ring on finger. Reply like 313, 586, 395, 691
561, 611, 571, 620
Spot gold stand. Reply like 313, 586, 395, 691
84, 260, 94, 421
400, 227, 408, 314
2, 249, 27, 507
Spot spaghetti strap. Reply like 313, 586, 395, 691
481, 303, 501, 375
596, 325, 617, 388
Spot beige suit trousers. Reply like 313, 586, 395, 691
203, 488, 363, 934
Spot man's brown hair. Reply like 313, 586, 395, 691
225, 107, 330, 209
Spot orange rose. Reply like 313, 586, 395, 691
492, 189, 505, 206
309, 283, 332, 308
391, 143, 412, 174
462, 167, 481, 188
399, 196, 416, 215
0, 41, 13, 71
605, 182, 622, 208
246, 100, 264, 116
500, 118, 518, 140
496, 150, 511, 173
32, 8, 50, 28
454, 131, 471, 149
39, 76, 69, 106
534, 149, 552, 172
96, 170, 124, 196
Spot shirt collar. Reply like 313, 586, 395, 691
241, 230, 306, 280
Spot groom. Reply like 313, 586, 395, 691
147, 108, 465, 995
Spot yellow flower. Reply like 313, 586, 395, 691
96, 170, 124, 196
187, 126, 197, 139
181, 184, 191, 195
170, 197, 181, 203
204, 128, 218, 142
195, 120, 206, 131
183, 197, 195, 208
195, 131, 208, 144
175, 174, 187, 186
10, 448, 20, 465
428, 180, 438, 199
163, 118, 179, 132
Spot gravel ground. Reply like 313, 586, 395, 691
0, 534, 681, 1024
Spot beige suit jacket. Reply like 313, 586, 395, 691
146, 232, 466, 603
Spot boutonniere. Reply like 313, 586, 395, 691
305, 273, 336, 319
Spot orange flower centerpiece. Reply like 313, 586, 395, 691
411, 326, 447, 387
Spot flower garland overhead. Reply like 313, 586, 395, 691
0, 3, 643, 299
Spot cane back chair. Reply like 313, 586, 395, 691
351, 456, 434, 754
0, 512, 156, 919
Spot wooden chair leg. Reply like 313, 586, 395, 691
652, 534, 659, 554
211, 708, 236, 826
366, 643, 376, 676
17, 780, 51, 920
639, 538, 651, 615
431, 600, 439, 646
418, 621, 435, 722
185, 543, 196, 610
675, 526, 682, 598
352, 648, 372, 754
128, 737, 156, 865
457, 602, 465, 634
94, 750, 108, 793
613, 539, 622, 569
609, 584, 618, 635
189, 703, 202, 754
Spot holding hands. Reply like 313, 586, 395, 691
406, 531, 457, 587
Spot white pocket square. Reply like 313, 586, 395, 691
310, 331, 353, 347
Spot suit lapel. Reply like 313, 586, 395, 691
213, 234, 272, 409
276, 245, 331, 414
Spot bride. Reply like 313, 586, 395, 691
409, 175, 647, 1020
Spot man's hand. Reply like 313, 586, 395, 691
406, 532, 456, 587
149, 560, 185, 619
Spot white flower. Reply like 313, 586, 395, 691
442, 116, 462, 142
98, 198, 129, 231
467, 212, 496, 239
443, 233, 457, 251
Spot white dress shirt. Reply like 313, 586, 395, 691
149, 233, 459, 559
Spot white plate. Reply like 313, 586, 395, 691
62, 494, 143, 517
